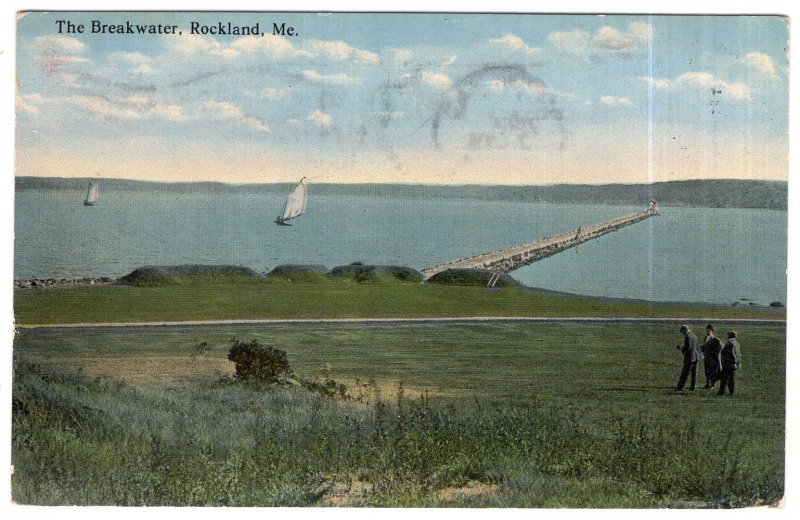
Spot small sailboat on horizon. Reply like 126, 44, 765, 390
274, 177, 307, 226
83, 181, 99, 206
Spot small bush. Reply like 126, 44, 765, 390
227, 338, 291, 383
303, 378, 348, 398
118, 265, 262, 286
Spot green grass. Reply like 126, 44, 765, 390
14, 280, 784, 324
12, 322, 785, 506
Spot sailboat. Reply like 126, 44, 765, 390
274, 177, 307, 226
83, 182, 99, 206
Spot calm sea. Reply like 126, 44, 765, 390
14, 190, 787, 305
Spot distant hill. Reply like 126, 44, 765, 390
15, 177, 787, 209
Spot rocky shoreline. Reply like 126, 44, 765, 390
14, 277, 116, 289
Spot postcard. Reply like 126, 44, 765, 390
11, 11, 788, 507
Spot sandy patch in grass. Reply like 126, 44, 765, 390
27, 354, 234, 386
22, 353, 460, 399
437, 481, 500, 502
318, 480, 374, 507
336, 378, 466, 402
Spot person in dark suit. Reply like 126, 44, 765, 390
675, 324, 700, 391
701, 324, 723, 389
718, 331, 742, 396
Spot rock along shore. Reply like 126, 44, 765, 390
14, 277, 115, 289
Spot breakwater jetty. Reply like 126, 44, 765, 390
422, 202, 658, 281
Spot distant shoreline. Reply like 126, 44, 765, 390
14, 176, 788, 210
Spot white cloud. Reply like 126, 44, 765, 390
151, 104, 185, 121
549, 22, 651, 55
16, 91, 45, 115
47, 54, 91, 65
168, 34, 240, 58
16, 98, 38, 114
308, 110, 332, 129
68, 95, 186, 122
239, 116, 269, 132
743, 52, 778, 79
112, 51, 157, 75
131, 63, 156, 75
34, 35, 86, 53
638, 72, 752, 101
167, 34, 379, 65
592, 27, 634, 51
113, 51, 151, 64
387, 48, 414, 64
416, 70, 452, 89
548, 29, 591, 55
489, 34, 542, 55
55, 73, 81, 88
304, 39, 380, 65
439, 54, 458, 70
259, 87, 292, 100
69, 95, 145, 120
593, 22, 650, 51
637, 76, 670, 89
24, 92, 49, 105
302, 69, 361, 84
600, 95, 633, 107
229, 35, 310, 60
486, 78, 574, 98
628, 21, 653, 44
486, 79, 504, 91
201, 101, 268, 131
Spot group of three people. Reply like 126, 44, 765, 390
676, 324, 741, 395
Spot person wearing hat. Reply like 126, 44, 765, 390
701, 324, 723, 389
718, 331, 742, 396
675, 324, 701, 391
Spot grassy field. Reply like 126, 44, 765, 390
12, 321, 785, 507
13, 279, 785, 324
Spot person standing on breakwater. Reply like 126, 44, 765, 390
718, 331, 742, 396
701, 324, 723, 389
675, 325, 701, 391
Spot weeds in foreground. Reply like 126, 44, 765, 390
11, 362, 783, 507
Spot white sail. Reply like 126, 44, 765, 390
278, 178, 307, 222
84, 182, 99, 205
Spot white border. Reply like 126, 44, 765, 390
1, 2, 796, 519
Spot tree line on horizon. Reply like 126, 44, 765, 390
14, 176, 787, 210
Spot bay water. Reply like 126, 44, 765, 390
14, 189, 787, 305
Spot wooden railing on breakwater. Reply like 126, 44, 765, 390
421, 204, 657, 280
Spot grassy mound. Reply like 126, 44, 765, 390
425, 268, 520, 287
328, 263, 424, 284
266, 264, 328, 283
118, 265, 262, 286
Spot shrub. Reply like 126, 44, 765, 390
302, 378, 348, 398
227, 338, 291, 383
118, 265, 262, 286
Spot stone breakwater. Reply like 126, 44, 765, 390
422, 206, 657, 279
14, 277, 115, 289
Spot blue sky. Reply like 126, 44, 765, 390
15, 12, 789, 184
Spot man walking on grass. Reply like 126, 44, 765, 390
675, 324, 701, 391
701, 323, 723, 388
718, 331, 742, 396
